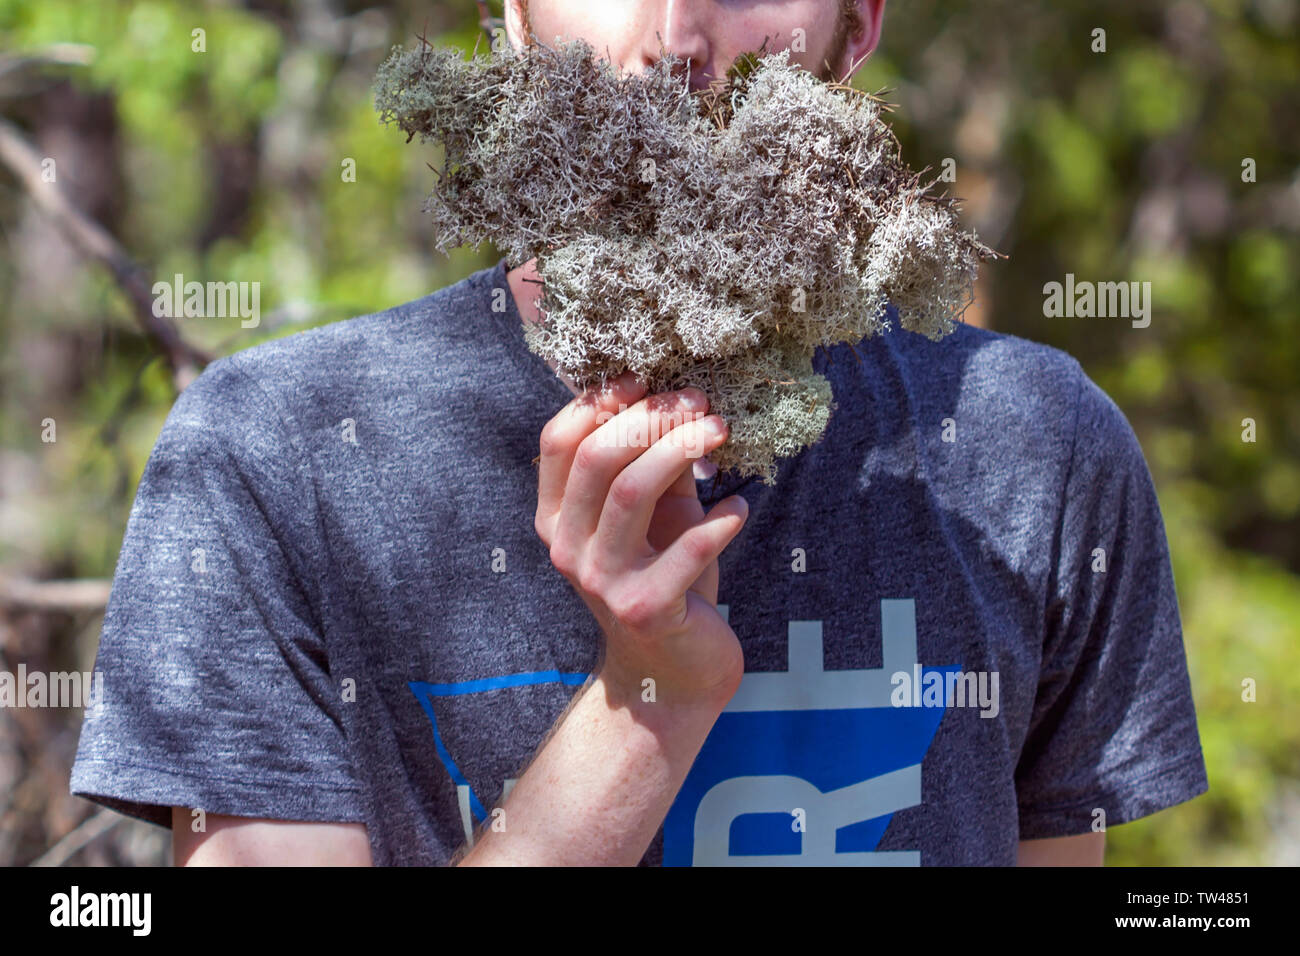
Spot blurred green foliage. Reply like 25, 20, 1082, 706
858, 0, 1300, 867
1, 0, 1296, 866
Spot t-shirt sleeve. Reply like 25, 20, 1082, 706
70, 356, 366, 828
1014, 363, 1208, 839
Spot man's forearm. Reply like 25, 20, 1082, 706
454, 667, 730, 866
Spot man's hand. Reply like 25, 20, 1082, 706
534, 371, 750, 702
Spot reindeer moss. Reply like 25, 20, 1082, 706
376, 38, 998, 483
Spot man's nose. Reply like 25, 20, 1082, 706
636, 0, 712, 88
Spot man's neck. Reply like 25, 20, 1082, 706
506, 257, 544, 326
507, 257, 582, 397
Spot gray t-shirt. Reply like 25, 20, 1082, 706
71, 259, 1208, 865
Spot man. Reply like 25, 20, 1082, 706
71, 0, 1207, 866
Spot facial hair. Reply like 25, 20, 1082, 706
514, 0, 860, 82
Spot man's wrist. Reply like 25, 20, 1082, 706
592, 658, 736, 727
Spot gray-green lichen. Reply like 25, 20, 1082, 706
375, 37, 998, 483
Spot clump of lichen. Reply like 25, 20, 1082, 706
375, 37, 998, 483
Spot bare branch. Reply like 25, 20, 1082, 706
0, 44, 96, 85
0, 574, 112, 614
29, 808, 121, 867
0, 117, 210, 390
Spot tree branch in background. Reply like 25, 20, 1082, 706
0, 117, 211, 390
28, 807, 121, 867
0, 574, 111, 615
0, 44, 96, 84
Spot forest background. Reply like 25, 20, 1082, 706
0, 0, 1296, 866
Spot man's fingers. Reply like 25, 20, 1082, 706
557, 388, 711, 547
594, 414, 728, 554
536, 371, 646, 540
646, 488, 702, 552
668, 460, 699, 499
650, 494, 749, 598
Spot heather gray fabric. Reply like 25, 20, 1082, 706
71, 259, 1208, 865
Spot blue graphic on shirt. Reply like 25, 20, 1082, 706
662, 599, 959, 866
409, 669, 589, 844
412, 599, 956, 864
